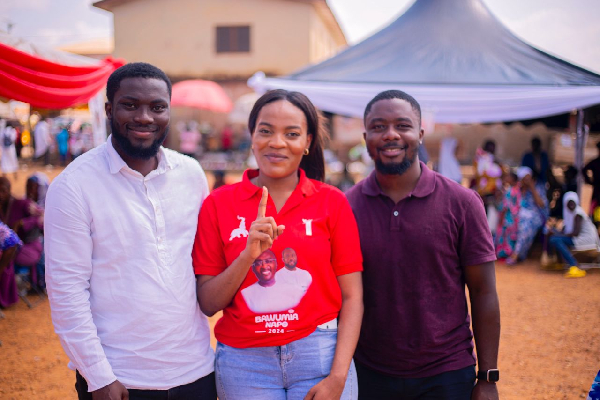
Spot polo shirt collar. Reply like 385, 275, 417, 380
362, 161, 436, 198
106, 134, 176, 175
238, 168, 317, 200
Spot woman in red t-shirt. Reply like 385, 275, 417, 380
193, 89, 363, 399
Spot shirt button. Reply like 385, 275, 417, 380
393, 211, 399, 217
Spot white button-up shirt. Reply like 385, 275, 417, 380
45, 137, 214, 391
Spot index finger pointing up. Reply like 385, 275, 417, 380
257, 186, 268, 219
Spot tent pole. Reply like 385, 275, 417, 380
575, 109, 585, 199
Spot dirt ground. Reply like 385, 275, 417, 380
0, 164, 598, 399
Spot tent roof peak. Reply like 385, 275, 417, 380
287, 0, 600, 86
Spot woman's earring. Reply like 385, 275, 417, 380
304, 148, 309, 156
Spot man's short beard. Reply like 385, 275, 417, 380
374, 145, 418, 176
111, 119, 168, 160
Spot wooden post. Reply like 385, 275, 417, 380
575, 109, 585, 199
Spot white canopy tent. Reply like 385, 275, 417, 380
249, 0, 600, 192
250, 73, 600, 124
249, 0, 600, 124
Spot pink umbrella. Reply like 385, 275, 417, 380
171, 80, 233, 113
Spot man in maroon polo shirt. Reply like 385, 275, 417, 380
346, 90, 500, 400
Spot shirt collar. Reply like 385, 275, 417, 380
105, 134, 177, 175
362, 161, 436, 198
238, 168, 318, 200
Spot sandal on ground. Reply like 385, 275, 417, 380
564, 266, 586, 278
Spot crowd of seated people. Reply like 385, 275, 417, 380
483, 136, 598, 279
0, 174, 49, 310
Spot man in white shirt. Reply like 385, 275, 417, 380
33, 117, 51, 165
45, 63, 216, 400
278, 247, 312, 294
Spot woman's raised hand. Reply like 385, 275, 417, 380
244, 187, 285, 260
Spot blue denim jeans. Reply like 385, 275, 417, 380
548, 235, 577, 266
215, 327, 358, 400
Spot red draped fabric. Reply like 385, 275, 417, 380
0, 41, 125, 109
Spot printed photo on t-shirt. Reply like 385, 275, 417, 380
241, 248, 312, 314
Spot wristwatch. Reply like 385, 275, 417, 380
477, 369, 500, 382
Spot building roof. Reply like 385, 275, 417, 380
92, 0, 346, 45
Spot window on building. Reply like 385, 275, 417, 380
216, 26, 250, 53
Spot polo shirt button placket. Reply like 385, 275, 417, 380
391, 209, 401, 231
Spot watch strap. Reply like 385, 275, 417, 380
477, 369, 500, 382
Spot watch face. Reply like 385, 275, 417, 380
488, 370, 500, 382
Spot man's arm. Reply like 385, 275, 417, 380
45, 179, 124, 395
464, 261, 500, 400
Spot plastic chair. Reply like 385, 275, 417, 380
14, 265, 45, 308
572, 249, 600, 270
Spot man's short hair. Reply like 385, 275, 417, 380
106, 62, 172, 104
364, 90, 422, 126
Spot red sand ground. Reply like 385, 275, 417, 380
0, 165, 598, 399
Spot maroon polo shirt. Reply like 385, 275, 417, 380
346, 162, 496, 378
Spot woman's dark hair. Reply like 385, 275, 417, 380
248, 89, 326, 182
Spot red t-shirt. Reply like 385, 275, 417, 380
193, 169, 363, 348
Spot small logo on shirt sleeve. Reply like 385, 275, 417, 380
302, 219, 313, 236
229, 216, 249, 241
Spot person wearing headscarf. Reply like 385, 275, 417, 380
505, 166, 548, 265
1, 120, 19, 179
26, 173, 49, 289
547, 192, 598, 278
26, 173, 50, 208
0, 177, 44, 289
438, 137, 462, 184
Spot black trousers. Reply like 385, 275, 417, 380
356, 363, 476, 400
75, 370, 217, 400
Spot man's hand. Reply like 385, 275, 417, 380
471, 381, 498, 400
304, 375, 345, 400
92, 380, 128, 400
